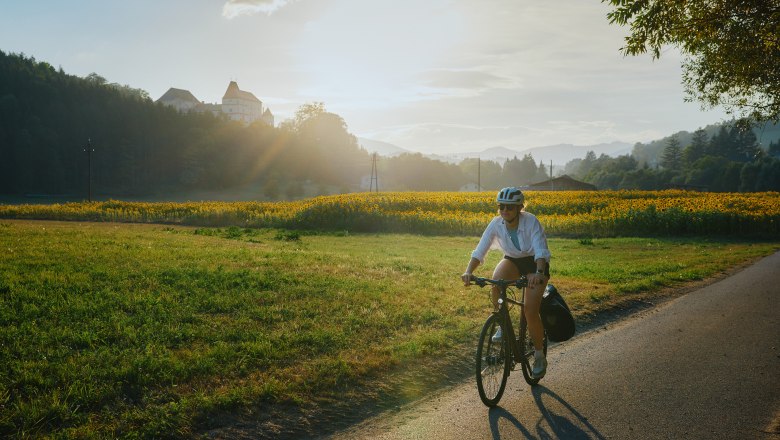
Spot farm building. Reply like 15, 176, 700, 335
526, 175, 596, 191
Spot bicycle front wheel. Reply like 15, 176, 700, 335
475, 313, 510, 407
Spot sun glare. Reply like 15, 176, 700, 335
292, 0, 465, 108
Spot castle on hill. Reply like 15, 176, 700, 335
156, 81, 274, 126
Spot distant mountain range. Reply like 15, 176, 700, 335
357, 138, 411, 157
361, 118, 780, 168
358, 137, 632, 166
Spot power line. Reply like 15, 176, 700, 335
83, 139, 94, 202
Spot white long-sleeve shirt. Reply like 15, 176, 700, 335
471, 212, 551, 264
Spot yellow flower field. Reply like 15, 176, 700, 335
1, 190, 778, 237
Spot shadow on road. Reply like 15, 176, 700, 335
532, 385, 606, 439
487, 385, 605, 439
488, 406, 534, 439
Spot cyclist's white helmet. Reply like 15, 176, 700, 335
497, 187, 524, 205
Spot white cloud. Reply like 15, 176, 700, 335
222, 0, 294, 18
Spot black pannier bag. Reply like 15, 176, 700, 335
540, 283, 576, 342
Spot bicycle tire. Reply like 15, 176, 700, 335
519, 314, 548, 386
475, 313, 510, 407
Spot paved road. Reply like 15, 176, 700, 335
331, 252, 780, 439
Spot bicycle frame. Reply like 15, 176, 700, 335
472, 276, 531, 365
496, 279, 529, 366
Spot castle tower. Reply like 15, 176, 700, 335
221, 81, 263, 124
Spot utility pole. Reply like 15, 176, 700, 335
369, 153, 378, 192
550, 160, 553, 191
477, 157, 481, 191
84, 139, 94, 202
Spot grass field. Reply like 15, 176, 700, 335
1, 219, 777, 438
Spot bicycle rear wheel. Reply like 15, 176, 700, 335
519, 314, 548, 386
475, 313, 510, 407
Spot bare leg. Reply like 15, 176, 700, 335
491, 259, 521, 310
523, 277, 548, 350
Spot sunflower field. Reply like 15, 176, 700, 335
1, 190, 778, 237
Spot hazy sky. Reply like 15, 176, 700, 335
0, 0, 729, 154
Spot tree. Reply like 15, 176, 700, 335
563, 158, 582, 177
579, 151, 598, 177
502, 157, 520, 187
755, 158, 780, 190
734, 126, 761, 161
720, 161, 742, 192
630, 141, 655, 168
282, 102, 367, 186
707, 125, 735, 158
536, 160, 549, 182
686, 156, 725, 190
501, 154, 541, 186
84, 72, 107, 86
739, 161, 761, 192
769, 140, 780, 158
706, 124, 762, 161
683, 128, 709, 166
107, 83, 151, 101
661, 135, 682, 171
518, 154, 539, 185
583, 154, 639, 189
618, 168, 660, 190
604, 1, 780, 121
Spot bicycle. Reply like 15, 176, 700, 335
469, 275, 548, 407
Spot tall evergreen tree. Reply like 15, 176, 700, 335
537, 160, 549, 182
661, 135, 682, 171
502, 157, 522, 186
516, 154, 538, 185
707, 126, 734, 158
682, 128, 708, 166
734, 127, 760, 162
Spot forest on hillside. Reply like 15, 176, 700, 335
1, 50, 779, 200
562, 125, 780, 191
0, 51, 369, 199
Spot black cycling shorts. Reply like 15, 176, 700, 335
504, 255, 550, 277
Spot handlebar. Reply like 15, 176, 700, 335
468, 275, 528, 288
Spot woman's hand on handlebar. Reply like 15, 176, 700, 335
461, 273, 473, 286
528, 272, 547, 288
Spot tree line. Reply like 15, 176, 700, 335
1, 50, 777, 200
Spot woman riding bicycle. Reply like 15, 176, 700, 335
461, 187, 551, 379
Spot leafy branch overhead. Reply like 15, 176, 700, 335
603, 0, 780, 121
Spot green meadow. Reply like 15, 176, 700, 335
1, 220, 777, 438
